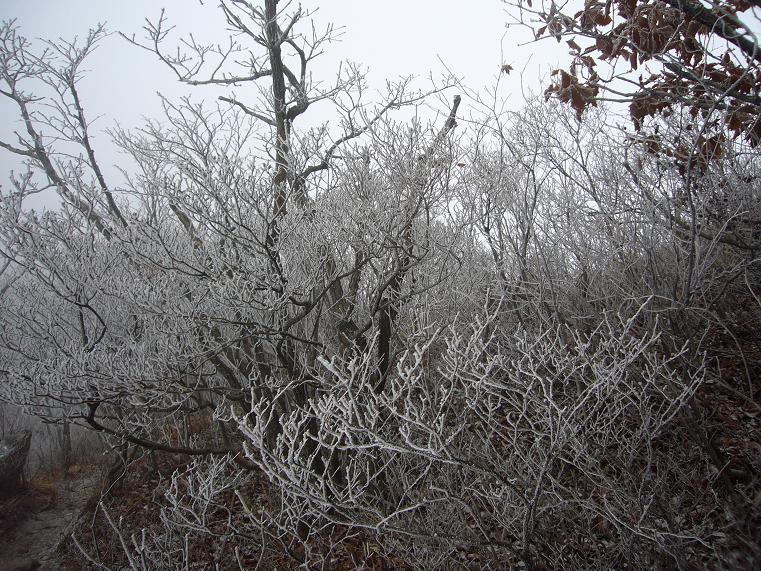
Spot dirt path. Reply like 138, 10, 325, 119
0, 475, 99, 571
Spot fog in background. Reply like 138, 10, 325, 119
0, 1, 561, 210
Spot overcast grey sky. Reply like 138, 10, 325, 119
0, 1, 560, 209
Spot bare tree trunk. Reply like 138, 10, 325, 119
61, 420, 72, 474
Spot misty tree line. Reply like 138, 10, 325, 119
1, 0, 760, 568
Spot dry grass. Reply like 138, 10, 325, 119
26, 473, 59, 509
0, 473, 59, 539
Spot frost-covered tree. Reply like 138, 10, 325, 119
1, 1, 759, 569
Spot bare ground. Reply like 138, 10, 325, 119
0, 472, 99, 571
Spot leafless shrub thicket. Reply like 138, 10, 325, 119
1, 0, 760, 569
